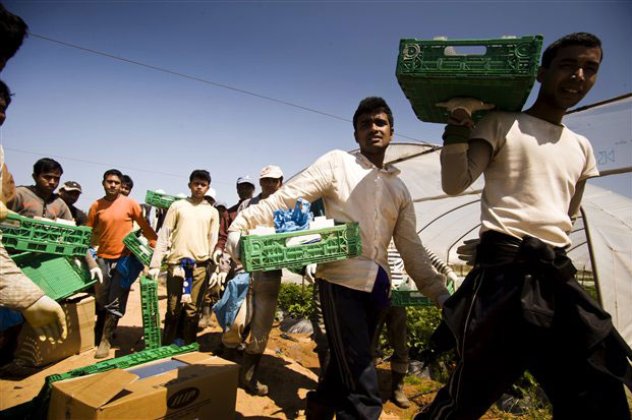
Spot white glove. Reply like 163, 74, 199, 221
212, 249, 223, 265
436, 97, 495, 127
208, 271, 219, 289
304, 263, 317, 284
217, 271, 228, 290
90, 267, 103, 284
226, 231, 242, 264
22, 295, 68, 344
0, 202, 8, 221
148, 268, 161, 280
74, 258, 83, 270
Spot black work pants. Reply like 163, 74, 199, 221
316, 280, 383, 420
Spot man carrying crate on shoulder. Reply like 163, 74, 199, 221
148, 170, 219, 346
227, 97, 450, 419
416, 33, 632, 419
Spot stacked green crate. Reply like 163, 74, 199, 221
145, 190, 184, 209
0, 213, 92, 257
391, 279, 456, 307
10, 252, 95, 301
396, 35, 543, 123
140, 276, 161, 350
240, 222, 362, 272
123, 231, 153, 266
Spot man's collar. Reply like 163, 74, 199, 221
352, 151, 400, 175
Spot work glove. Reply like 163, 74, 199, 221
22, 295, 68, 344
212, 249, 223, 265
148, 268, 161, 280
457, 238, 480, 266
226, 231, 242, 264
304, 263, 317, 284
89, 267, 103, 284
0, 201, 8, 221
436, 97, 495, 127
217, 272, 228, 291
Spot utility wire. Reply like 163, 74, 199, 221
29, 32, 427, 143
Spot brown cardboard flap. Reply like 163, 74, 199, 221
54, 369, 138, 408
172, 352, 215, 364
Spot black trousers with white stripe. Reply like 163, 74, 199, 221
315, 280, 384, 420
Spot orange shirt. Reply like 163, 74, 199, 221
87, 195, 157, 259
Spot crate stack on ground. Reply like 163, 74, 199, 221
139, 276, 161, 350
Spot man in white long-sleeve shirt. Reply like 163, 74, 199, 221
227, 97, 450, 420
149, 170, 219, 345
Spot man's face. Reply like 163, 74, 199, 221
260, 177, 282, 199
189, 178, 210, 200
237, 183, 255, 201
0, 97, 7, 126
103, 175, 122, 199
33, 170, 62, 197
120, 183, 132, 197
354, 111, 393, 155
59, 189, 81, 205
537, 45, 601, 111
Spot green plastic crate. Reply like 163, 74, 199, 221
140, 276, 161, 350
123, 231, 153, 266
0, 213, 92, 257
396, 35, 543, 123
391, 278, 456, 307
144, 190, 184, 209
240, 222, 362, 272
10, 252, 96, 301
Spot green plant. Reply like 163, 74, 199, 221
278, 283, 314, 319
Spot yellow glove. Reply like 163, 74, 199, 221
22, 295, 68, 344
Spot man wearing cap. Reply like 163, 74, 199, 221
59, 181, 88, 226
227, 98, 449, 418
227, 165, 284, 396
213, 176, 255, 263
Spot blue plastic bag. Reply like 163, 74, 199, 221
116, 254, 144, 289
273, 197, 313, 233
213, 272, 250, 332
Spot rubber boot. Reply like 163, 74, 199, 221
94, 309, 106, 346
305, 390, 335, 420
316, 350, 330, 385
197, 305, 210, 329
239, 352, 268, 396
162, 315, 179, 345
94, 314, 117, 359
182, 317, 198, 345
391, 371, 411, 408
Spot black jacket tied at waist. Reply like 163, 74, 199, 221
431, 230, 632, 390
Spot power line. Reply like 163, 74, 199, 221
29, 32, 426, 142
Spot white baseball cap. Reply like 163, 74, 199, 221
236, 175, 255, 186
259, 165, 283, 179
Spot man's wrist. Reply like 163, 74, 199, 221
443, 124, 471, 145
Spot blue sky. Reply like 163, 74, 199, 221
1, 1, 630, 210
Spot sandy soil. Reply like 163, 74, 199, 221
0, 282, 537, 419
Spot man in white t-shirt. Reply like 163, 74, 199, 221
417, 33, 631, 419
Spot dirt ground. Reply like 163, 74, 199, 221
0, 282, 537, 419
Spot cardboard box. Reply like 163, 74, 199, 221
48, 352, 239, 419
15, 293, 95, 367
